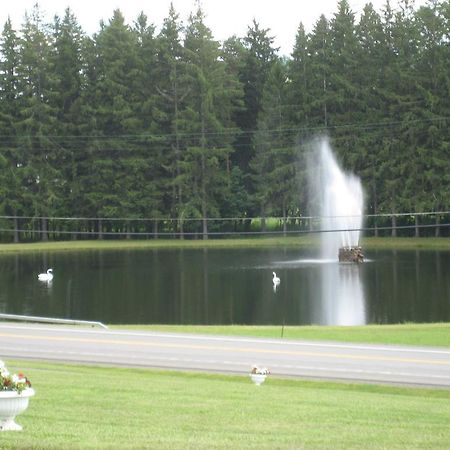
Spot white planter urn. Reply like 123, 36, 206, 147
0, 388, 35, 431
250, 365, 270, 386
250, 373, 267, 386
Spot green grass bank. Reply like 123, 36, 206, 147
111, 323, 450, 348
1, 360, 449, 450
0, 236, 449, 253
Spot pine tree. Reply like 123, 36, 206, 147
307, 15, 331, 128
221, 36, 249, 220
16, 4, 59, 240
50, 8, 86, 231
181, 6, 242, 238
0, 18, 23, 241
232, 20, 278, 210
355, 3, 386, 235
414, 0, 450, 235
127, 12, 163, 236
287, 23, 315, 218
379, 0, 422, 235
86, 10, 141, 236
287, 23, 310, 128
328, 0, 362, 174
252, 59, 297, 233
155, 4, 189, 235
328, 0, 360, 120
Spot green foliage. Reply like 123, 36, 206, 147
179, 6, 243, 236
0, 1, 448, 242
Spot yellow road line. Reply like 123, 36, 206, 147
1, 332, 449, 366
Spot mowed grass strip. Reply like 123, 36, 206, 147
2, 360, 450, 449
111, 323, 450, 348
0, 236, 449, 253
0, 236, 317, 253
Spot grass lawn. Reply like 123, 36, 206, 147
0, 236, 449, 253
0, 236, 317, 253
1, 360, 450, 450
111, 323, 450, 348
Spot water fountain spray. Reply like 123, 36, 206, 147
309, 137, 364, 262
308, 137, 366, 325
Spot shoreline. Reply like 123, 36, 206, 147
0, 236, 449, 253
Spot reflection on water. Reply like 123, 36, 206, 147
316, 263, 366, 326
0, 248, 448, 325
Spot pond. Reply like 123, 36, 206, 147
0, 247, 449, 326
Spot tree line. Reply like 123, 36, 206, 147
0, 0, 449, 242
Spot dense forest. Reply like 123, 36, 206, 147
0, 0, 449, 241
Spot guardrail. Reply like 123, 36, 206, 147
0, 313, 108, 329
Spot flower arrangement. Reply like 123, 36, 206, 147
0, 360, 32, 394
250, 365, 270, 375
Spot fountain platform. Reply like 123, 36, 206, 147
338, 246, 364, 263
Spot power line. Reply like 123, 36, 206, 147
0, 222, 448, 238
0, 116, 446, 141
0, 123, 446, 155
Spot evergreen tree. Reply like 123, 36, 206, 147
220, 36, 250, 220
355, 3, 386, 234
252, 59, 297, 232
414, 0, 450, 234
328, 0, 363, 178
16, 4, 59, 240
286, 23, 314, 217
328, 0, 360, 123
67, 34, 101, 230
233, 20, 278, 210
86, 10, 141, 236
379, 0, 422, 234
51, 8, 84, 127
307, 15, 331, 128
287, 23, 310, 128
155, 4, 189, 234
128, 12, 163, 234
181, 6, 242, 238
0, 18, 23, 241
50, 8, 86, 227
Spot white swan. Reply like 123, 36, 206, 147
272, 272, 280, 286
38, 268, 53, 282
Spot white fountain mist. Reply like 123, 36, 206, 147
309, 137, 364, 260
307, 137, 366, 325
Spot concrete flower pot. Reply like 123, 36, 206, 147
250, 373, 267, 386
0, 388, 35, 431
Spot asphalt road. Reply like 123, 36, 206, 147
1, 323, 450, 388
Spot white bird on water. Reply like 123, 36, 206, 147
272, 271, 280, 291
38, 268, 53, 282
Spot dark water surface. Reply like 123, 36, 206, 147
0, 248, 449, 325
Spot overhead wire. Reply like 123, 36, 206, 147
0, 115, 446, 142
